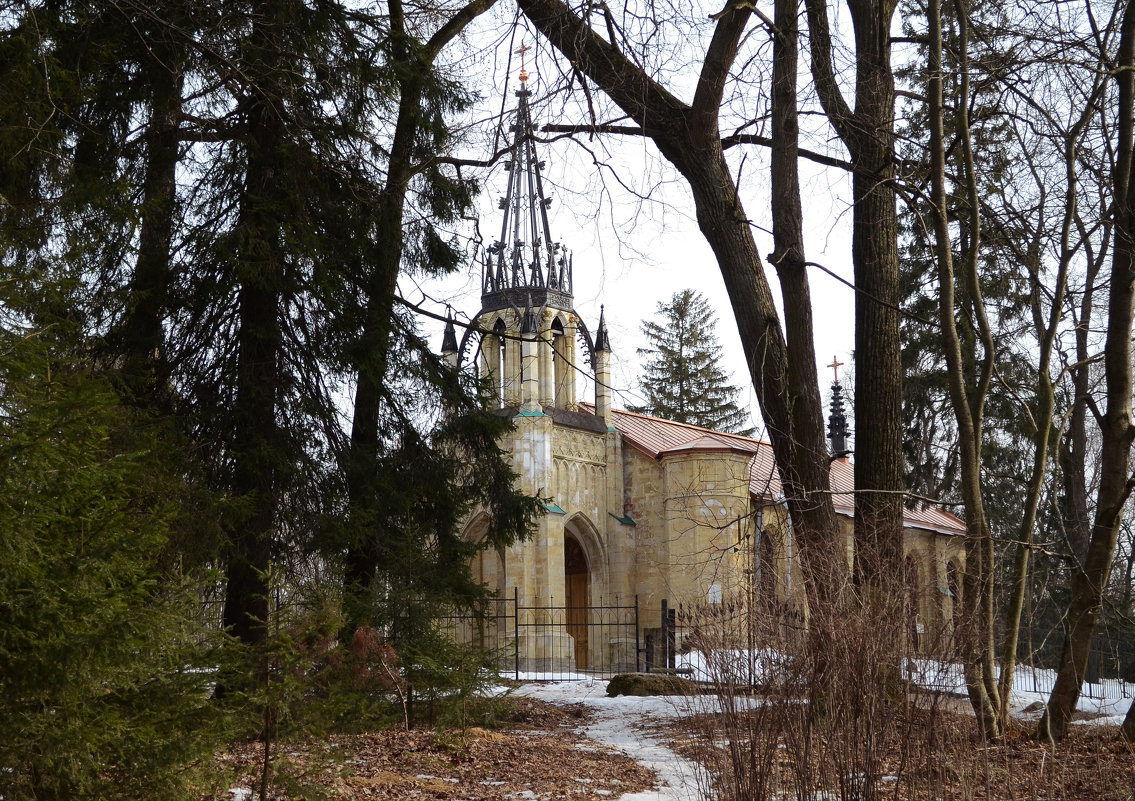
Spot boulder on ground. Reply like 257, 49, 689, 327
606, 673, 697, 697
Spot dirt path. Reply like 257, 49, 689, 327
513, 679, 705, 801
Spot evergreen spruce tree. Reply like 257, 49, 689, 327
0, 284, 227, 800
632, 289, 754, 436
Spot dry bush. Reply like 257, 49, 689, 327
672, 562, 1013, 801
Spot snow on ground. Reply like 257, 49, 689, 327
903, 658, 1134, 725
502, 661, 1133, 801
672, 650, 1134, 725
508, 679, 707, 801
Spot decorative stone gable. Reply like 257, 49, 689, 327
552, 427, 607, 464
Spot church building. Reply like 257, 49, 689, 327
442, 68, 966, 672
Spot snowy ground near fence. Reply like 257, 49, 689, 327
671, 650, 1134, 726
504, 679, 708, 801
904, 658, 1134, 725
500, 660, 1132, 801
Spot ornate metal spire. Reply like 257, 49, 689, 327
481, 52, 572, 314
439, 313, 458, 355
827, 355, 850, 457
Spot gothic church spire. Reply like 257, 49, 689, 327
481, 53, 572, 314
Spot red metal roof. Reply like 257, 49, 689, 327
579, 404, 965, 536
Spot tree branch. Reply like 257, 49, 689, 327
515, 0, 687, 139
424, 0, 499, 60
691, 2, 754, 135
802, 0, 856, 146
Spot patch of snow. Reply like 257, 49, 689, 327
514, 678, 707, 800
669, 650, 1134, 725
906, 657, 1134, 721
228, 789, 252, 801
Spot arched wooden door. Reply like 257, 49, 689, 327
564, 535, 590, 668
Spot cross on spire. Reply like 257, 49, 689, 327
827, 355, 844, 384
515, 41, 531, 83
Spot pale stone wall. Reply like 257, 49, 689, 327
660, 451, 753, 608
623, 446, 668, 628
463, 390, 968, 666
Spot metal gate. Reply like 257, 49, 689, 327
441, 589, 640, 680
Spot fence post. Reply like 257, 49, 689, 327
634, 595, 641, 673
661, 599, 668, 673
513, 586, 520, 682
662, 599, 671, 667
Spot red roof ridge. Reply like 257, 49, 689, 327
578, 401, 773, 448
658, 432, 761, 456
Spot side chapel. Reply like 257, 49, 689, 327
442, 66, 966, 672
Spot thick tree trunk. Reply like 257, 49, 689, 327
222, 6, 288, 649
121, 49, 182, 404
803, 0, 905, 592
1039, 1, 1135, 742
769, 0, 843, 593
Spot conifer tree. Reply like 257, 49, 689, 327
632, 289, 754, 436
0, 283, 226, 800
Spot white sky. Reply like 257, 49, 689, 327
405, 14, 859, 436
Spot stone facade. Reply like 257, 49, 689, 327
448, 74, 965, 672
455, 311, 967, 671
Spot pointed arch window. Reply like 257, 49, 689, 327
551, 315, 571, 407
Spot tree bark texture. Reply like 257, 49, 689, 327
769, 0, 844, 592
515, 0, 842, 599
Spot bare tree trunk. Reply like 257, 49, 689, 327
768, 0, 843, 594
1039, 0, 1135, 742
997, 55, 1102, 726
803, 0, 905, 592
1124, 682, 1135, 740
517, 0, 843, 601
924, 0, 1000, 738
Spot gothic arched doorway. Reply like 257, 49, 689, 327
564, 534, 590, 668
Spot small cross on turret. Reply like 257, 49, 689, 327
826, 355, 850, 459
827, 355, 844, 384
515, 41, 531, 84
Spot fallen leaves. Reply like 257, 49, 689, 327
202, 697, 657, 800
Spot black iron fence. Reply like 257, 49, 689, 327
438, 589, 640, 680
645, 596, 807, 687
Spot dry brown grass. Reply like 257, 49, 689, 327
197, 697, 657, 800
663, 702, 1135, 801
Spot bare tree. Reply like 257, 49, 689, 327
1041, 0, 1135, 742
514, 0, 844, 600
802, 0, 906, 589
